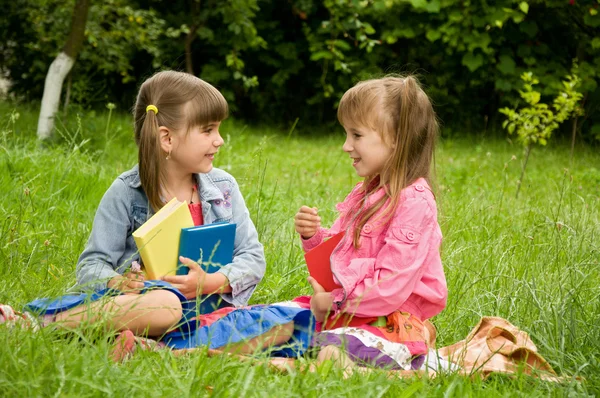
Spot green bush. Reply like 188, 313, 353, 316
2, 0, 599, 138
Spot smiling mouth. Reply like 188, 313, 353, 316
352, 158, 361, 166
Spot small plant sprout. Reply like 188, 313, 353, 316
500, 67, 583, 198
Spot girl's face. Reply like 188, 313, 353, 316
342, 124, 393, 178
172, 121, 224, 174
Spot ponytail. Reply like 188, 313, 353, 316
138, 110, 164, 212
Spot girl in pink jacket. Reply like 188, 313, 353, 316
295, 75, 447, 372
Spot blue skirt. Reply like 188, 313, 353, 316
25, 281, 315, 356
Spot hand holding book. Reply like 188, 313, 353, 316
307, 276, 334, 322
161, 256, 232, 300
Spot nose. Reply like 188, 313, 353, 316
342, 136, 353, 153
213, 131, 225, 147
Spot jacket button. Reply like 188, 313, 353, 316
406, 231, 415, 240
414, 184, 425, 192
363, 224, 372, 233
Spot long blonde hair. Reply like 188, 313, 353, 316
133, 71, 228, 212
337, 75, 439, 248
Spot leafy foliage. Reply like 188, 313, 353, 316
499, 68, 583, 197
500, 70, 584, 147
1, 0, 600, 137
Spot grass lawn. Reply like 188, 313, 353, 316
0, 102, 598, 396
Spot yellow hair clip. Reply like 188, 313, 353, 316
146, 104, 158, 114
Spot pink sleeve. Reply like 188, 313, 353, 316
333, 197, 441, 318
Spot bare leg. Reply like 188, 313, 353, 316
54, 290, 183, 336
175, 321, 296, 356
315, 345, 356, 377
314, 345, 432, 379
222, 321, 295, 354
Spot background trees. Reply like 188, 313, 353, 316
1, 0, 599, 140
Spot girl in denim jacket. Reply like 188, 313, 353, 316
1, 71, 294, 354
294, 76, 447, 373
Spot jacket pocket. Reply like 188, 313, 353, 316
391, 226, 421, 244
355, 223, 385, 256
388, 226, 422, 265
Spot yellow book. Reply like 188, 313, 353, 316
132, 197, 194, 280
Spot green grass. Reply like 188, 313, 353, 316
0, 101, 598, 397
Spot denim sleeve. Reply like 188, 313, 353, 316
75, 178, 131, 291
217, 178, 266, 306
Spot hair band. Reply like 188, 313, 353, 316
146, 105, 158, 114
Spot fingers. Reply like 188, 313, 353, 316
295, 219, 321, 227
123, 271, 145, 282
118, 271, 145, 294
112, 279, 143, 294
299, 205, 318, 215
179, 256, 201, 271
162, 265, 201, 300
295, 207, 320, 223
126, 280, 145, 290
108, 275, 143, 294
162, 274, 185, 284
307, 276, 326, 294
295, 206, 321, 238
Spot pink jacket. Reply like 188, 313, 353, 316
302, 178, 447, 321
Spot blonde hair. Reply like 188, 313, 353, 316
133, 71, 228, 212
337, 75, 439, 248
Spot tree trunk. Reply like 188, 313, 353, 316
63, 72, 72, 117
37, 0, 91, 140
185, 24, 199, 75
570, 94, 587, 162
570, 115, 578, 162
185, 0, 202, 75
515, 144, 532, 199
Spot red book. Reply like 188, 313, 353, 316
304, 231, 345, 292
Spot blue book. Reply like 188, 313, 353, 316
177, 222, 236, 314
177, 222, 236, 274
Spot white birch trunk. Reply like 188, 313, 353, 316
37, 52, 75, 140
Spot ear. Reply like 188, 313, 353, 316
385, 134, 396, 149
158, 126, 173, 154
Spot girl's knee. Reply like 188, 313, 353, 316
317, 345, 355, 374
317, 345, 343, 362
253, 321, 296, 348
278, 321, 294, 338
146, 290, 183, 330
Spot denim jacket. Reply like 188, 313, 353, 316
75, 165, 266, 307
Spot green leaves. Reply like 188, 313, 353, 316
497, 55, 516, 75
500, 66, 583, 148
519, 2, 529, 14
3, 0, 600, 134
519, 21, 538, 38
584, 8, 600, 27
462, 52, 484, 72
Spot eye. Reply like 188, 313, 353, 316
353, 133, 361, 139
203, 128, 213, 134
